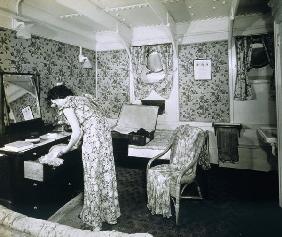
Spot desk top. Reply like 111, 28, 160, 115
0, 132, 70, 154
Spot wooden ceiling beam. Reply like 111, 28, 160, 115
57, 0, 116, 29
183, 0, 193, 21
0, 3, 95, 43
227, 0, 240, 123
230, 0, 239, 20
269, 0, 282, 23
22, 3, 95, 41
115, 24, 131, 57
56, 0, 132, 55
146, 0, 177, 54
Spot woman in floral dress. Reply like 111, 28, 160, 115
47, 85, 120, 230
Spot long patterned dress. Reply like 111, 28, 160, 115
59, 96, 120, 230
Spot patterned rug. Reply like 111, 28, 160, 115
49, 166, 282, 237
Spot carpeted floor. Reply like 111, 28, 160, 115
49, 165, 282, 237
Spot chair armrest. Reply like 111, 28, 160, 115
175, 134, 207, 185
176, 157, 198, 186
146, 142, 173, 172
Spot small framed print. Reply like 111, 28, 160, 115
194, 59, 212, 80
22, 106, 34, 121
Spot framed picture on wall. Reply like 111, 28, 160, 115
193, 59, 212, 80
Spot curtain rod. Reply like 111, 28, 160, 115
131, 42, 172, 47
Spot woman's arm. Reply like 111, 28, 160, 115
60, 108, 81, 155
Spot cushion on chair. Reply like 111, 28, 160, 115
147, 164, 172, 218
170, 126, 206, 166
170, 126, 207, 181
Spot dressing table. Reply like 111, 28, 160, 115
0, 72, 83, 218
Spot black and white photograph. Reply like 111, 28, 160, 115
0, 0, 282, 236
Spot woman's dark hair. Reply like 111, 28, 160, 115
46, 85, 74, 105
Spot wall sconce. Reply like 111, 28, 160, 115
12, 19, 32, 39
79, 46, 92, 69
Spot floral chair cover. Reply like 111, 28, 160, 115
146, 125, 209, 220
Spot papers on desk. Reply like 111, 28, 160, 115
0, 132, 70, 153
40, 132, 67, 140
4, 140, 34, 152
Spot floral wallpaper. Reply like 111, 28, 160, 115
96, 50, 130, 118
0, 29, 96, 123
178, 41, 230, 122
0, 29, 231, 123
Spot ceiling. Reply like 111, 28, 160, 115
1, 0, 272, 29
23, 0, 215, 28
0, 0, 272, 49
99, 0, 234, 26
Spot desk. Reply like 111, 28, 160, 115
0, 132, 83, 218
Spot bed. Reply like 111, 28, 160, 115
0, 205, 152, 237
128, 129, 174, 159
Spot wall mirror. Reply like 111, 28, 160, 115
2, 73, 41, 125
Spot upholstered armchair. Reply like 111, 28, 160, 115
146, 125, 209, 225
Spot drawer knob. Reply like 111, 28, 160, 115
33, 183, 38, 187
33, 206, 38, 210
32, 152, 37, 156
68, 182, 72, 186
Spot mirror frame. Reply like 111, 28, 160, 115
0, 72, 40, 135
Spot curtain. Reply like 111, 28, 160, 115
261, 34, 275, 69
131, 45, 146, 98
234, 36, 255, 101
262, 33, 276, 99
131, 44, 173, 100
131, 46, 149, 99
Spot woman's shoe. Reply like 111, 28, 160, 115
80, 223, 91, 230
80, 222, 101, 231
107, 220, 117, 225
91, 226, 102, 231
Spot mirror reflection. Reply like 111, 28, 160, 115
3, 74, 41, 124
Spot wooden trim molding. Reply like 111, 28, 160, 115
274, 21, 282, 207
0, 73, 4, 135
270, 0, 282, 23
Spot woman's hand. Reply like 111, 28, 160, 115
49, 144, 67, 158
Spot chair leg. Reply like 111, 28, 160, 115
175, 184, 181, 225
196, 181, 203, 199
175, 198, 180, 225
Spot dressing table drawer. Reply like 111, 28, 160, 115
19, 180, 60, 218
24, 160, 64, 182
